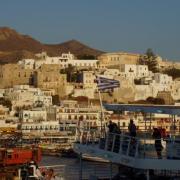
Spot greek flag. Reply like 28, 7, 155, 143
96, 76, 120, 91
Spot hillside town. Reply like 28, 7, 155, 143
0, 50, 180, 151
2, 0, 180, 179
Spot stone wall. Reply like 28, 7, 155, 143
34, 64, 67, 97
98, 52, 140, 68
0, 64, 34, 88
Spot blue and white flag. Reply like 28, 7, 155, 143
96, 76, 120, 91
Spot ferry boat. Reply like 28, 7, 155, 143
74, 104, 180, 179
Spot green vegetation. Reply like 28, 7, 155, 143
0, 98, 12, 110
52, 95, 60, 105
60, 64, 77, 82
130, 97, 165, 105
77, 54, 96, 60
146, 97, 165, 104
163, 68, 180, 80
139, 48, 159, 73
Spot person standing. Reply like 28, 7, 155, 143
108, 120, 115, 133
153, 128, 163, 159
128, 119, 137, 137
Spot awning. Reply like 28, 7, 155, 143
103, 104, 180, 115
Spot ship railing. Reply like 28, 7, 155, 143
75, 127, 102, 145
76, 130, 180, 160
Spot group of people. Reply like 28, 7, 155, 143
108, 119, 137, 137
107, 119, 166, 159
107, 119, 137, 154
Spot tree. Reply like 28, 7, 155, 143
52, 95, 60, 105
77, 54, 96, 60
0, 98, 12, 110
139, 48, 159, 73
164, 68, 180, 80
61, 64, 77, 82
146, 97, 165, 105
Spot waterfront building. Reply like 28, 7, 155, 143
57, 100, 102, 134
21, 121, 59, 134
0, 119, 18, 132
19, 107, 59, 134
19, 108, 47, 123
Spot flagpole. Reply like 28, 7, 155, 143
95, 74, 105, 137
98, 89, 105, 137
95, 75, 120, 137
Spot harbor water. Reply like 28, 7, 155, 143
39, 155, 119, 180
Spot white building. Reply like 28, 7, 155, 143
19, 108, 47, 123
153, 73, 173, 87
73, 88, 95, 99
5, 85, 52, 108
103, 69, 120, 78
21, 121, 59, 134
119, 64, 150, 80
80, 71, 96, 89
18, 52, 99, 69
172, 79, 180, 100
18, 59, 35, 69
134, 73, 174, 101
0, 105, 9, 120
57, 100, 102, 132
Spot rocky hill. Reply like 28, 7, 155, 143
0, 27, 104, 63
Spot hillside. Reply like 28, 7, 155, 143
0, 27, 104, 63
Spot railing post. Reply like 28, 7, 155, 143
105, 133, 109, 151
111, 134, 116, 152
146, 169, 150, 180
79, 152, 82, 180
86, 131, 88, 145
135, 140, 139, 158
119, 134, 124, 154
92, 131, 95, 146
110, 161, 112, 180
126, 137, 131, 156
143, 139, 146, 158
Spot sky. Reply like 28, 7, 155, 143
0, 0, 180, 61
